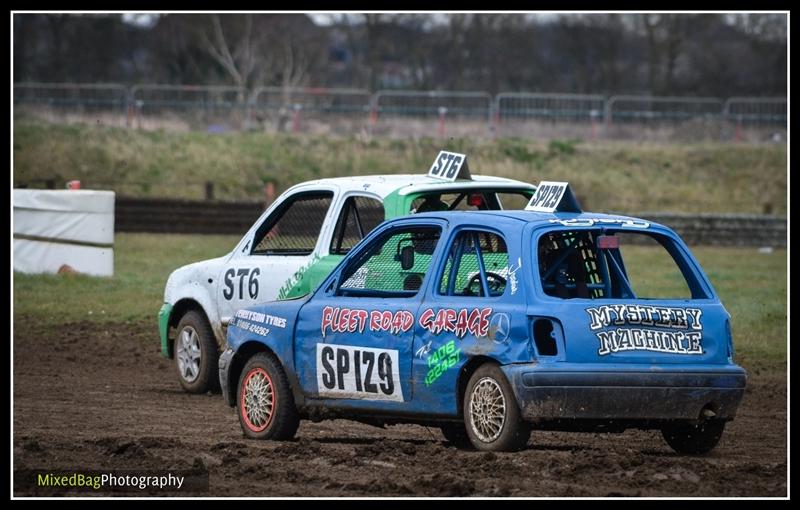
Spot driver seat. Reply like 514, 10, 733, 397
555, 251, 590, 299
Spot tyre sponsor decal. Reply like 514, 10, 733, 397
585, 305, 704, 355
316, 343, 403, 402
230, 309, 287, 336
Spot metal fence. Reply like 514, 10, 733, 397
251, 87, 371, 134
130, 84, 250, 131
724, 97, 788, 142
12, 82, 787, 142
495, 93, 606, 140
13, 82, 129, 127
372, 90, 493, 138
605, 96, 726, 142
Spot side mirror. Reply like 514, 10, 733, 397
400, 245, 415, 270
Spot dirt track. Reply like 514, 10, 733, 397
13, 317, 787, 497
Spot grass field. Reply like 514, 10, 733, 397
13, 233, 786, 362
13, 121, 787, 215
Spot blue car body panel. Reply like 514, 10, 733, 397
221, 210, 746, 425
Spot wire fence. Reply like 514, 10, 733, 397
372, 90, 493, 138
14, 82, 129, 128
251, 86, 371, 135
129, 84, 249, 131
12, 82, 787, 142
495, 92, 606, 140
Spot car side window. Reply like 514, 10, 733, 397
338, 226, 441, 297
251, 191, 333, 256
410, 191, 533, 213
439, 231, 509, 297
330, 196, 386, 255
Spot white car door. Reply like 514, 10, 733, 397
216, 187, 339, 325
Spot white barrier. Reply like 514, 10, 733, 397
13, 189, 115, 276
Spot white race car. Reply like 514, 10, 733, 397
158, 151, 537, 393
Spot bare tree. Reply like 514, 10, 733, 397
638, 14, 695, 95
197, 14, 258, 89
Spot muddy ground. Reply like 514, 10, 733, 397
13, 317, 787, 497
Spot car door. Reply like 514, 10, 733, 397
411, 227, 530, 416
216, 188, 337, 325
293, 221, 446, 411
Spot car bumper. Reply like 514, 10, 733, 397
158, 303, 173, 358
501, 363, 747, 422
218, 347, 235, 407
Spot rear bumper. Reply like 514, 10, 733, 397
502, 363, 747, 422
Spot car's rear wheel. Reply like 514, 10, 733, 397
174, 311, 219, 394
237, 352, 299, 440
662, 419, 726, 454
463, 363, 530, 452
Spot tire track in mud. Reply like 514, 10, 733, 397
12, 317, 787, 497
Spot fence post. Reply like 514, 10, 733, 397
205, 182, 215, 201
491, 96, 500, 138
244, 89, 255, 130
125, 86, 133, 128
368, 102, 379, 136
437, 106, 447, 138
292, 104, 302, 133
604, 96, 614, 133
735, 115, 744, 143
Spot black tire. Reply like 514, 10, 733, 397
662, 419, 726, 455
174, 310, 219, 394
236, 352, 300, 440
463, 363, 530, 452
440, 422, 472, 449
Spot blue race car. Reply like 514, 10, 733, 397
219, 182, 746, 453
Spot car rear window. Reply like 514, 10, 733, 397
536, 229, 707, 300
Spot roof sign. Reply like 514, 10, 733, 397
427, 151, 472, 181
525, 181, 582, 213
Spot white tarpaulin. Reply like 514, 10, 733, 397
13, 189, 115, 276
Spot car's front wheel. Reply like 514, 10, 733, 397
237, 352, 300, 440
662, 419, 726, 454
463, 363, 530, 452
174, 311, 219, 394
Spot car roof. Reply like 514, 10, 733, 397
400, 210, 670, 231
286, 174, 536, 198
